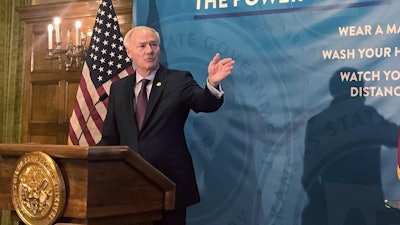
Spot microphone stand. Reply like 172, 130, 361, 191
77, 93, 108, 144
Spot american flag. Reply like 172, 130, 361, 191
68, 0, 134, 146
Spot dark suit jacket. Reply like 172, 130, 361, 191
98, 65, 223, 208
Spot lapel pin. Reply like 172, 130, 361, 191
156, 82, 162, 87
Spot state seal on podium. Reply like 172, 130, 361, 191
11, 151, 66, 225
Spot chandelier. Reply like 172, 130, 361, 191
45, 17, 89, 71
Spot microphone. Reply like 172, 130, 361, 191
98, 92, 109, 102
77, 93, 109, 144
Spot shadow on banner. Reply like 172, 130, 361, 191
302, 67, 400, 225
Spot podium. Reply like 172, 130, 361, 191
0, 144, 175, 225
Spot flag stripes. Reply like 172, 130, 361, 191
68, 0, 133, 146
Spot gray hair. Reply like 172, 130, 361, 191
123, 26, 161, 48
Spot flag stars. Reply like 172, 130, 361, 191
92, 44, 98, 51
85, 0, 131, 85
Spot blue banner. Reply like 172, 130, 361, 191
134, 0, 400, 224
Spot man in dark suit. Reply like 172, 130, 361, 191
97, 26, 235, 225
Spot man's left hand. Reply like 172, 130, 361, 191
208, 53, 235, 86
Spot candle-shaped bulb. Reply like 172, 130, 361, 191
54, 17, 60, 25
54, 17, 61, 43
75, 21, 82, 46
87, 29, 93, 37
47, 24, 53, 49
75, 21, 82, 28
67, 30, 71, 43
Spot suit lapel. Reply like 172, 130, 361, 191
124, 73, 139, 131
142, 66, 167, 129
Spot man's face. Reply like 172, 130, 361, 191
126, 28, 160, 75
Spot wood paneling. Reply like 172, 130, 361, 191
0, 144, 175, 224
31, 82, 60, 121
17, 0, 132, 144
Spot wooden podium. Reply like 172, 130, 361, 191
0, 143, 175, 225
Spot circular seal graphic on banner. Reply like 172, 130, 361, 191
158, 17, 293, 224
12, 151, 66, 225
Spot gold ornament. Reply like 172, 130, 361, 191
12, 151, 66, 225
